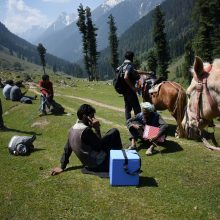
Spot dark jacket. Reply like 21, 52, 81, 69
61, 120, 106, 169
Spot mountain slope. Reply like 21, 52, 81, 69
97, 0, 196, 79
0, 22, 83, 77
36, 0, 165, 62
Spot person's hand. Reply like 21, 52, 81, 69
89, 117, 101, 131
132, 124, 141, 130
51, 167, 63, 176
149, 135, 158, 142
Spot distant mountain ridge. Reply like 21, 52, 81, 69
35, 0, 165, 62
0, 22, 83, 77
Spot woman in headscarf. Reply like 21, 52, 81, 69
126, 102, 168, 155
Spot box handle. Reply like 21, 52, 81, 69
122, 150, 142, 176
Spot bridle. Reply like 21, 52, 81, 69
185, 67, 219, 138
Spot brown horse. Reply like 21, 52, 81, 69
182, 56, 220, 150
140, 76, 187, 138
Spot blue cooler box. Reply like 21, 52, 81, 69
110, 150, 140, 186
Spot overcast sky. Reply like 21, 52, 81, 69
0, 0, 105, 34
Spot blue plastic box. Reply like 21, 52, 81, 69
109, 150, 140, 186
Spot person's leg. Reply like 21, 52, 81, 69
123, 94, 132, 120
39, 95, 47, 115
89, 129, 123, 173
146, 142, 157, 156
101, 128, 123, 154
0, 99, 5, 129
23, 95, 37, 100
129, 91, 141, 116
128, 124, 144, 149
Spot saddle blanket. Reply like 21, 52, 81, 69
143, 125, 165, 143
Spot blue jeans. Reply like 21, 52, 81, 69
40, 95, 52, 112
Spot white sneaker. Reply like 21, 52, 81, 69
128, 145, 137, 150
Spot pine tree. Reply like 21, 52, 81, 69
193, 1, 213, 62
53, 64, 57, 73
153, 5, 170, 80
210, 0, 220, 58
77, 4, 90, 79
107, 14, 119, 73
147, 48, 157, 74
183, 42, 194, 85
37, 43, 46, 74
85, 7, 99, 80
77, 4, 99, 81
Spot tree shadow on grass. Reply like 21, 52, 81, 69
33, 148, 46, 152
137, 176, 158, 188
159, 140, 183, 154
3, 127, 41, 136
136, 139, 183, 155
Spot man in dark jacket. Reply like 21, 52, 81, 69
127, 102, 168, 155
121, 51, 141, 120
51, 104, 123, 175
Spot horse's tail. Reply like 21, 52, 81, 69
176, 87, 187, 136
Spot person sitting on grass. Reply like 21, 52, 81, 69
51, 104, 123, 175
10, 81, 37, 102
38, 74, 54, 116
2, 80, 14, 100
127, 102, 168, 155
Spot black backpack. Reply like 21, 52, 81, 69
113, 62, 130, 94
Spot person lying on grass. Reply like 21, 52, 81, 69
51, 104, 123, 175
127, 102, 168, 155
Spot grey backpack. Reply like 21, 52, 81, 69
8, 135, 36, 156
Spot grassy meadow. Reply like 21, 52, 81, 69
0, 73, 220, 220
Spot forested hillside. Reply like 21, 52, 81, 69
97, 0, 196, 79
0, 22, 83, 77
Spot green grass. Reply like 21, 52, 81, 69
0, 76, 220, 220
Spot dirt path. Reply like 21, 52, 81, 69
58, 93, 176, 122
30, 88, 220, 128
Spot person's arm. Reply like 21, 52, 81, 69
38, 81, 49, 96
51, 140, 72, 176
126, 114, 142, 129
135, 70, 151, 77
157, 115, 168, 137
124, 70, 136, 92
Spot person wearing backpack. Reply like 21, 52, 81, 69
121, 51, 141, 120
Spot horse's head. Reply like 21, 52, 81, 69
182, 56, 220, 139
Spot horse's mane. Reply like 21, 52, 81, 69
212, 59, 220, 71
